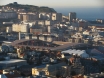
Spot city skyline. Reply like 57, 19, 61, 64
0, 0, 104, 8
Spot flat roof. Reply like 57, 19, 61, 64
0, 59, 26, 64
33, 65, 46, 69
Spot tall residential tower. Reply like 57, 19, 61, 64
69, 12, 76, 22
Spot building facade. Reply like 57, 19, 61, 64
18, 13, 39, 21
12, 24, 29, 33
51, 13, 62, 21
0, 11, 17, 19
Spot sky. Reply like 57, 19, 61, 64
0, 0, 104, 8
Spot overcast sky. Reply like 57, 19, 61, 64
0, 0, 104, 8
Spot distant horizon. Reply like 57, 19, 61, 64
0, 0, 104, 8
55, 8, 104, 21
0, 2, 104, 10
0, 1, 104, 21
0, 3, 104, 9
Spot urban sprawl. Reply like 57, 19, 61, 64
0, 2, 104, 78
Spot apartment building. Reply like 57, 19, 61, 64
45, 20, 53, 26
69, 12, 76, 22
0, 11, 17, 19
12, 24, 29, 32
30, 28, 43, 34
39, 12, 47, 20
18, 13, 39, 21
51, 13, 62, 21
12, 24, 21, 32
18, 14, 23, 21
32, 62, 68, 77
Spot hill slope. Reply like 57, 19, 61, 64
4, 3, 56, 13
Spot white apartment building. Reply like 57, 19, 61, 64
12, 24, 21, 32
20, 24, 29, 32
45, 20, 53, 26
12, 24, 30, 33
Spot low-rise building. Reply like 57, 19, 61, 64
0, 59, 27, 69
32, 62, 68, 77
0, 72, 22, 78
69, 57, 84, 76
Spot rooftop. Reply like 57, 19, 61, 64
0, 59, 26, 64
0, 59, 27, 69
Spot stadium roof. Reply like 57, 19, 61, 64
51, 43, 91, 51
4, 39, 91, 51
10, 39, 53, 46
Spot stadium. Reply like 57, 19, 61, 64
2, 39, 92, 51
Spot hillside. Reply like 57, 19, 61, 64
4, 3, 56, 13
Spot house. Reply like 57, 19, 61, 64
17, 65, 36, 76
68, 38, 75, 43
16, 48, 27, 59
70, 57, 84, 76
32, 65, 46, 76
83, 39, 92, 44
